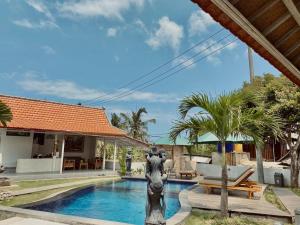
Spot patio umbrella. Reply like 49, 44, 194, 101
196, 132, 253, 144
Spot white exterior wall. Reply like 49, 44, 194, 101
16, 158, 61, 173
0, 129, 33, 167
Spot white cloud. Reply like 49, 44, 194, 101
194, 39, 237, 65
146, 16, 183, 51
188, 10, 216, 36
17, 74, 178, 103
26, 0, 54, 20
41, 45, 56, 55
57, 0, 144, 20
13, 19, 59, 29
173, 56, 196, 70
107, 27, 118, 37
134, 19, 148, 34
0, 72, 16, 79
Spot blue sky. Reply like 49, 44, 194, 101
0, 0, 280, 139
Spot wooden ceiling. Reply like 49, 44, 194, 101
192, 0, 300, 85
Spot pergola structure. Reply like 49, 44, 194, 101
192, 0, 300, 85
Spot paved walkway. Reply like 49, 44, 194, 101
188, 186, 291, 220
0, 217, 67, 225
273, 187, 300, 216
13, 176, 119, 196
4, 170, 117, 181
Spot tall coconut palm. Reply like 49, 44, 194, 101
120, 107, 156, 142
170, 92, 282, 216
0, 101, 12, 126
110, 113, 125, 129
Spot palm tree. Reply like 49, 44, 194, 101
110, 113, 124, 129
0, 101, 12, 126
120, 107, 156, 142
170, 92, 282, 216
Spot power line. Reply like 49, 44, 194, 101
97, 37, 238, 105
82, 28, 225, 104
91, 34, 235, 105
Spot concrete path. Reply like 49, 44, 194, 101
12, 176, 119, 196
273, 187, 300, 216
0, 217, 67, 225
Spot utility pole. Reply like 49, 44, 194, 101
248, 46, 264, 184
248, 46, 255, 83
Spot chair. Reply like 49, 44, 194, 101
63, 159, 75, 170
88, 158, 102, 170
179, 160, 197, 179
199, 168, 261, 199
164, 160, 176, 179
79, 160, 88, 170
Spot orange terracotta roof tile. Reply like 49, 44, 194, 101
0, 95, 126, 137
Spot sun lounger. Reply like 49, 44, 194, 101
179, 160, 197, 179
199, 168, 261, 199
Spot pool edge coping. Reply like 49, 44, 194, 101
1, 179, 195, 225
166, 184, 196, 225
0, 205, 131, 225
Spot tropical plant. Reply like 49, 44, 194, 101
110, 113, 125, 129
120, 107, 156, 142
241, 74, 300, 187
118, 147, 127, 176
170, 92, 282, 216
0, 101, 12, 126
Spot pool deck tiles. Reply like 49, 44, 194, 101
273, 187, 300, 216
188, 185, 292, 220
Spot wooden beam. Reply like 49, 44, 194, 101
230, 0, 240, 5
282, 0, 300, 27
249, 0, 280, 23
284, 41, 300, 57
274, 26, 300, 47
209, 0, 300, 80
263, 13, 291, 36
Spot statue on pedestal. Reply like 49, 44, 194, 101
126, 148, 132, 176
145, 146, 167, 225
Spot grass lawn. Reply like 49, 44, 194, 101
291, 187, 300, 197
13, 177, 95, 190
184, 210, 291, 225
264, 186, 288, 212
0, 177, 118, 207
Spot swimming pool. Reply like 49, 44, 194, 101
26, 180, 192, 225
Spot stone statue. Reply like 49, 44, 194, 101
145, 146, 167, 225
126, 148, 132, 176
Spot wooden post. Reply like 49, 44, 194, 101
113, 140, 117, 171
60, 135, 65, 174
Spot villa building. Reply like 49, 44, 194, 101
0, 95, 147, 174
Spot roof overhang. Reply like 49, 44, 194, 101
2, 127, 149, 149
192, 0, 300, 85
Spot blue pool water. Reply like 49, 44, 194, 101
27, 180, 191, 225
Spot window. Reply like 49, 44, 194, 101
6, 131, 30, 137
33, 133, 45, 145
65, 135, 85, 152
